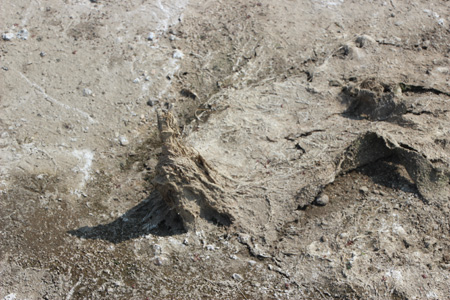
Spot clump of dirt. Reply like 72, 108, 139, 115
153, 110, 236, 231
341, 78, 406, 120
336, 131, 450, 204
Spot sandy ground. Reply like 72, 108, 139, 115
1, 0, 450, 299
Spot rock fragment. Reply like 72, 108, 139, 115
206, 244, 216, 250
355, 35, 375, 48
232, 273, 243, 281
153, 256, 168, 266
2, 33, 14, 41
173, 49, 184, 59
17, 29, 29, 40
315, 194, 329, 206
359, 186, 369, 194
147, 99, 159, 106
153, 244, 162, 255
119, 136, 129, 146
83, 88, 92, 97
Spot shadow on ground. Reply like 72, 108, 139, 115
68, 190, 185, 243
357, 156, 420, 194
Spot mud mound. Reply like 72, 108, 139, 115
342, 78, 406, 120
153, 110, 236, 231
337, 131, 450, 203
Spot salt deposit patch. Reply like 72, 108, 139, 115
71, 149, 94, 188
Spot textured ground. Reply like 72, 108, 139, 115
1, 0, 450, 299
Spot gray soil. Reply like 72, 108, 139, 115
1, 0, 450, 299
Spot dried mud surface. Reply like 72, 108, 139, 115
1, 0, 450, 299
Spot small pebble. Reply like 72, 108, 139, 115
17, 29, 29, 40
360, 186, 369, 194
355, 35, 375, 48
232, 273, 243, 281
3, 293, 16, 300
229, 254, 238, 260
2, 33, 15, 41
40, 51, 46, 57
169, 34, 176, 41
147, 99, 158, 107
153, 244, 162, 255
315, 194, 329, 206
173, 49, 184, 59
1, 66, 8, 71
133, 78, 140, 84
329, 79, 341, 87
153, 256, 168, 266
83, 88, 92, 97
183, 238, 189, 245
144, 76, 150, 81
119, 136, 129, 146
248, 260, 257, 266
206, 244, 215, 251
147, 32, 155, 41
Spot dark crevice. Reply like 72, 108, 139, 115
295, 143, 306, 153
296, 204, 310, 211
399, 83, 450, 97
406, 110, 434, 116
285, 129, 324, 141
406, 109, 449, 117
399, 143, 418, 152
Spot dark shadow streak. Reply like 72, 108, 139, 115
68, 190, 185, 244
